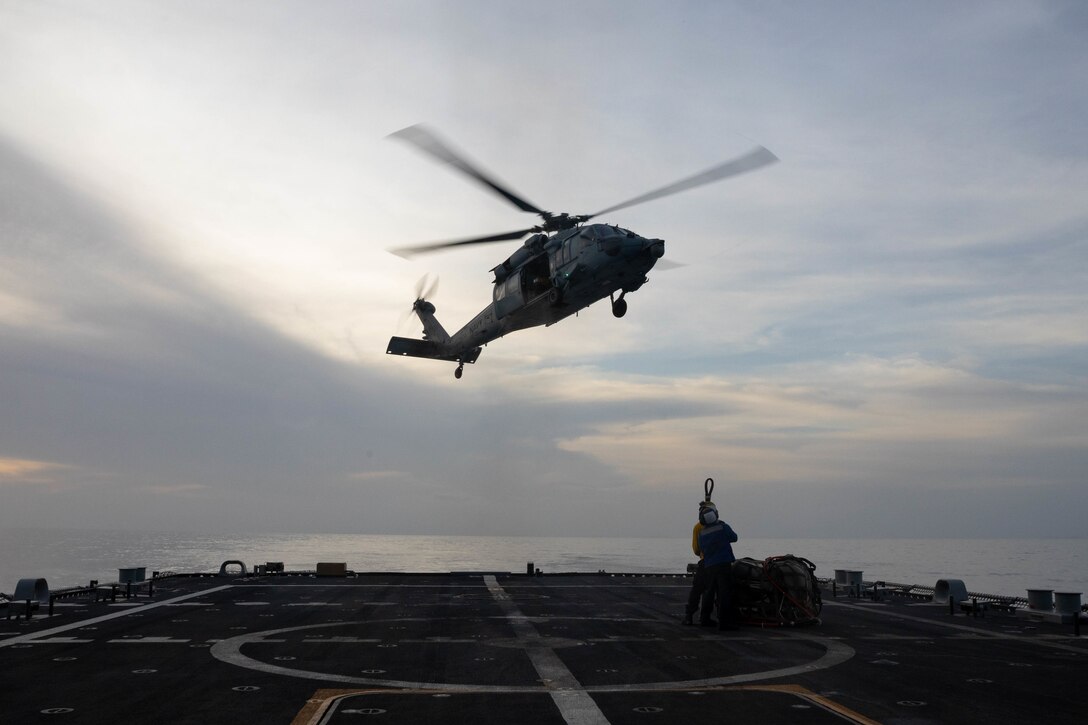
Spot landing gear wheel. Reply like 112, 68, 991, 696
612, 297, 627, 318
549, 287, 561, 305
454, 364, 464, 380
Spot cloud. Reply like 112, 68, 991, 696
137, 483, 210, 496
554, 353, 1087, 495
0, 457, 73, 487
0, 135, 645, 535
346, 471, 409, 482
0, 2, 1085, 540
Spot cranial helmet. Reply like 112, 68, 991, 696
699, 506, 718, 526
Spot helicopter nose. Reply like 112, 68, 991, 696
645, 238, 665, 258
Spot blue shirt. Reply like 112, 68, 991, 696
697, 521, 738, 567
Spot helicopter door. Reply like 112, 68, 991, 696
520, 254, 552, 301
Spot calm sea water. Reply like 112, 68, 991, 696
1, 528, 1084, 599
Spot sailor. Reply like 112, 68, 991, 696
696, 503, 739, 630
682, 500, 715, 626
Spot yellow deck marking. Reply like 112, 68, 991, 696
291, 689, 390, 725
730, 684, 881, 724
292, 684, 881, 725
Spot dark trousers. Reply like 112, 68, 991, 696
701, 562, 734, 626
685, 561, 707, 616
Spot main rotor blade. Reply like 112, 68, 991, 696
389, 124, 548, 216
589, 145, 778, 218
389, 227, 536, 259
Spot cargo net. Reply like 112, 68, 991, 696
732, 555, 822, 627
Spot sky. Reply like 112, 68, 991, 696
1, 1, 1085, 539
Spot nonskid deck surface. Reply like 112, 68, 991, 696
1, 573, 1084, 724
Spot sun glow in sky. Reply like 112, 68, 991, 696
1, 1, 1086, 538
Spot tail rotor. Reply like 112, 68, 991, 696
399, 274, 440, 331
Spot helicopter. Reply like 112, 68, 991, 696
385, 124, 777, 379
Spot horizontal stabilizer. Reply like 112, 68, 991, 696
386, 337, 482, 364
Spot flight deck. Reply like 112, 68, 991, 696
1, 571, 1085, 724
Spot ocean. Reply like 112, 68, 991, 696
1, 528, 1084, 600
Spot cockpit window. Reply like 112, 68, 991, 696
583, 225, 612, 239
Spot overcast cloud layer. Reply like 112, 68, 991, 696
1, 1, 1085, 538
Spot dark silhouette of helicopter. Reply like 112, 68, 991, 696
386, 125, 777, 379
